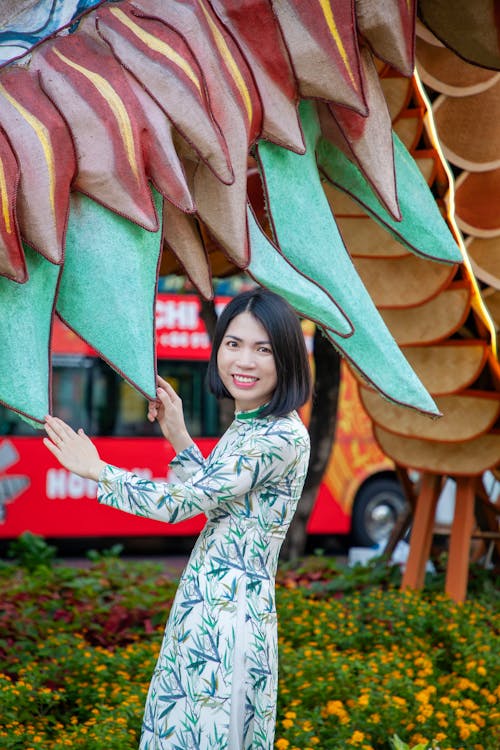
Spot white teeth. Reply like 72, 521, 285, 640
233, 375, 257, 383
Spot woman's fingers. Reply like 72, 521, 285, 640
45, 415, 77, 441
44, 421, 64, 447
156, 386, 169, 404
157, 378, 179, 401
43, 435, 60, 456
156, 375, 170, 389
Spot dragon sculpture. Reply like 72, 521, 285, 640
0, 0, 499, 598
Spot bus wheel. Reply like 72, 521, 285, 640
351, 477, 409, 548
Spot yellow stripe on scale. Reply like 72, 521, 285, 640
109, 7, 202, 96
198, 0, 253, 123
0, 82, 56, 217
53, 48, 140, 181
0, 156, 11, 234
318, 0, 357, 89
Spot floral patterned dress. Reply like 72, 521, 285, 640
97, 407, 310, 750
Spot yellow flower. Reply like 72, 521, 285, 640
349, 730, 365, 745
282, 719, 294, 729
392, 696, 407, 707
284, 711, 296, 719
275, 740, 290, 750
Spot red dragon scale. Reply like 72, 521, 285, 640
356, 0, 416, 77
320, 47, 401, 220
126, 75, 195, 214
209, 0, 305, 153
0, 129, 26, 282
163, 201, 213, 300
270, 0, 366, 113
96, 3, 233, 186
32, 32, 159, 232
132, 0, 263, 266
0, 67, 75, 266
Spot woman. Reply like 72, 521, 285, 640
44, 288, 312, 750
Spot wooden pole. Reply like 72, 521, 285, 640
445, 476, 476, 602
401, 472, 441, 591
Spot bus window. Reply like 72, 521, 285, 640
53, 360, 93, 433
0, 358, 93, 436
90, 359, 220, 438
0, 407, 40, 436
0, 358, 220, 440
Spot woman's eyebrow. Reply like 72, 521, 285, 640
223, 334, 271, 345
223, 334, 242, 342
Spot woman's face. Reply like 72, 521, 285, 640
216, 311, 278, 412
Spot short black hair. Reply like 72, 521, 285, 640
206, 288, 312, 417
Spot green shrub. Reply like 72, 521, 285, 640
0, 553, 498, 750
6, 532, 57, 572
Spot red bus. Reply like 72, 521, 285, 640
0, 294, 406, 547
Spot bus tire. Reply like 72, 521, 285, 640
351, 476, 409, 548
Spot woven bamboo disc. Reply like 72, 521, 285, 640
416, 37, 500, 96
353, 254, 457, 308
401, 342, 489, 395
455, 171, 500, 237
482, 289, 500, 329
415, 19, 443, 47
374, 426, 500, 476
380, 284, 471, 345
415, 152, 437, 185
393, 112, 423, 151
465, 236, 500, 289
432, 83, 500, 171
322, 182, 364, 216
361, 388, 500, 442
378, 75, 412, 122
418, 0, 500, 70
336, 216, 410, 258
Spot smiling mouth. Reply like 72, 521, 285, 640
232, 374, 258, 384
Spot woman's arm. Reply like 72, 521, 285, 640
97, 422, 308, 524
169, 443, 207, 482
44, 413, 308, 525
43, 378, 196, 482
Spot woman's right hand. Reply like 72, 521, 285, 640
147, 377, 193, 454
44, 415, 106, 481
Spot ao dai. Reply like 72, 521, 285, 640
97, 408, 310, 749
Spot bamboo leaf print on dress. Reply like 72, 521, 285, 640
97, 410, 310, 749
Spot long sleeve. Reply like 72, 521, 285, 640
168, 443, 206, 482
97, 420, 307, 524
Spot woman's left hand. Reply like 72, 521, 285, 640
44, 415, 106, 481
147, 376, 193, 454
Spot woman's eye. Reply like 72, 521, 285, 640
258, 346, 272, 354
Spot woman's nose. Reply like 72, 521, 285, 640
235, 349, 256, 367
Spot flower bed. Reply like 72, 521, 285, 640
0, 538, 498, 749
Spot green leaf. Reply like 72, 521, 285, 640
257, 100, 439, 415
317, 131, 463, 264
390, 736, 410, 750
0, 244, 60, 424
247, 206, 352, 336
56, 187, 163, 399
